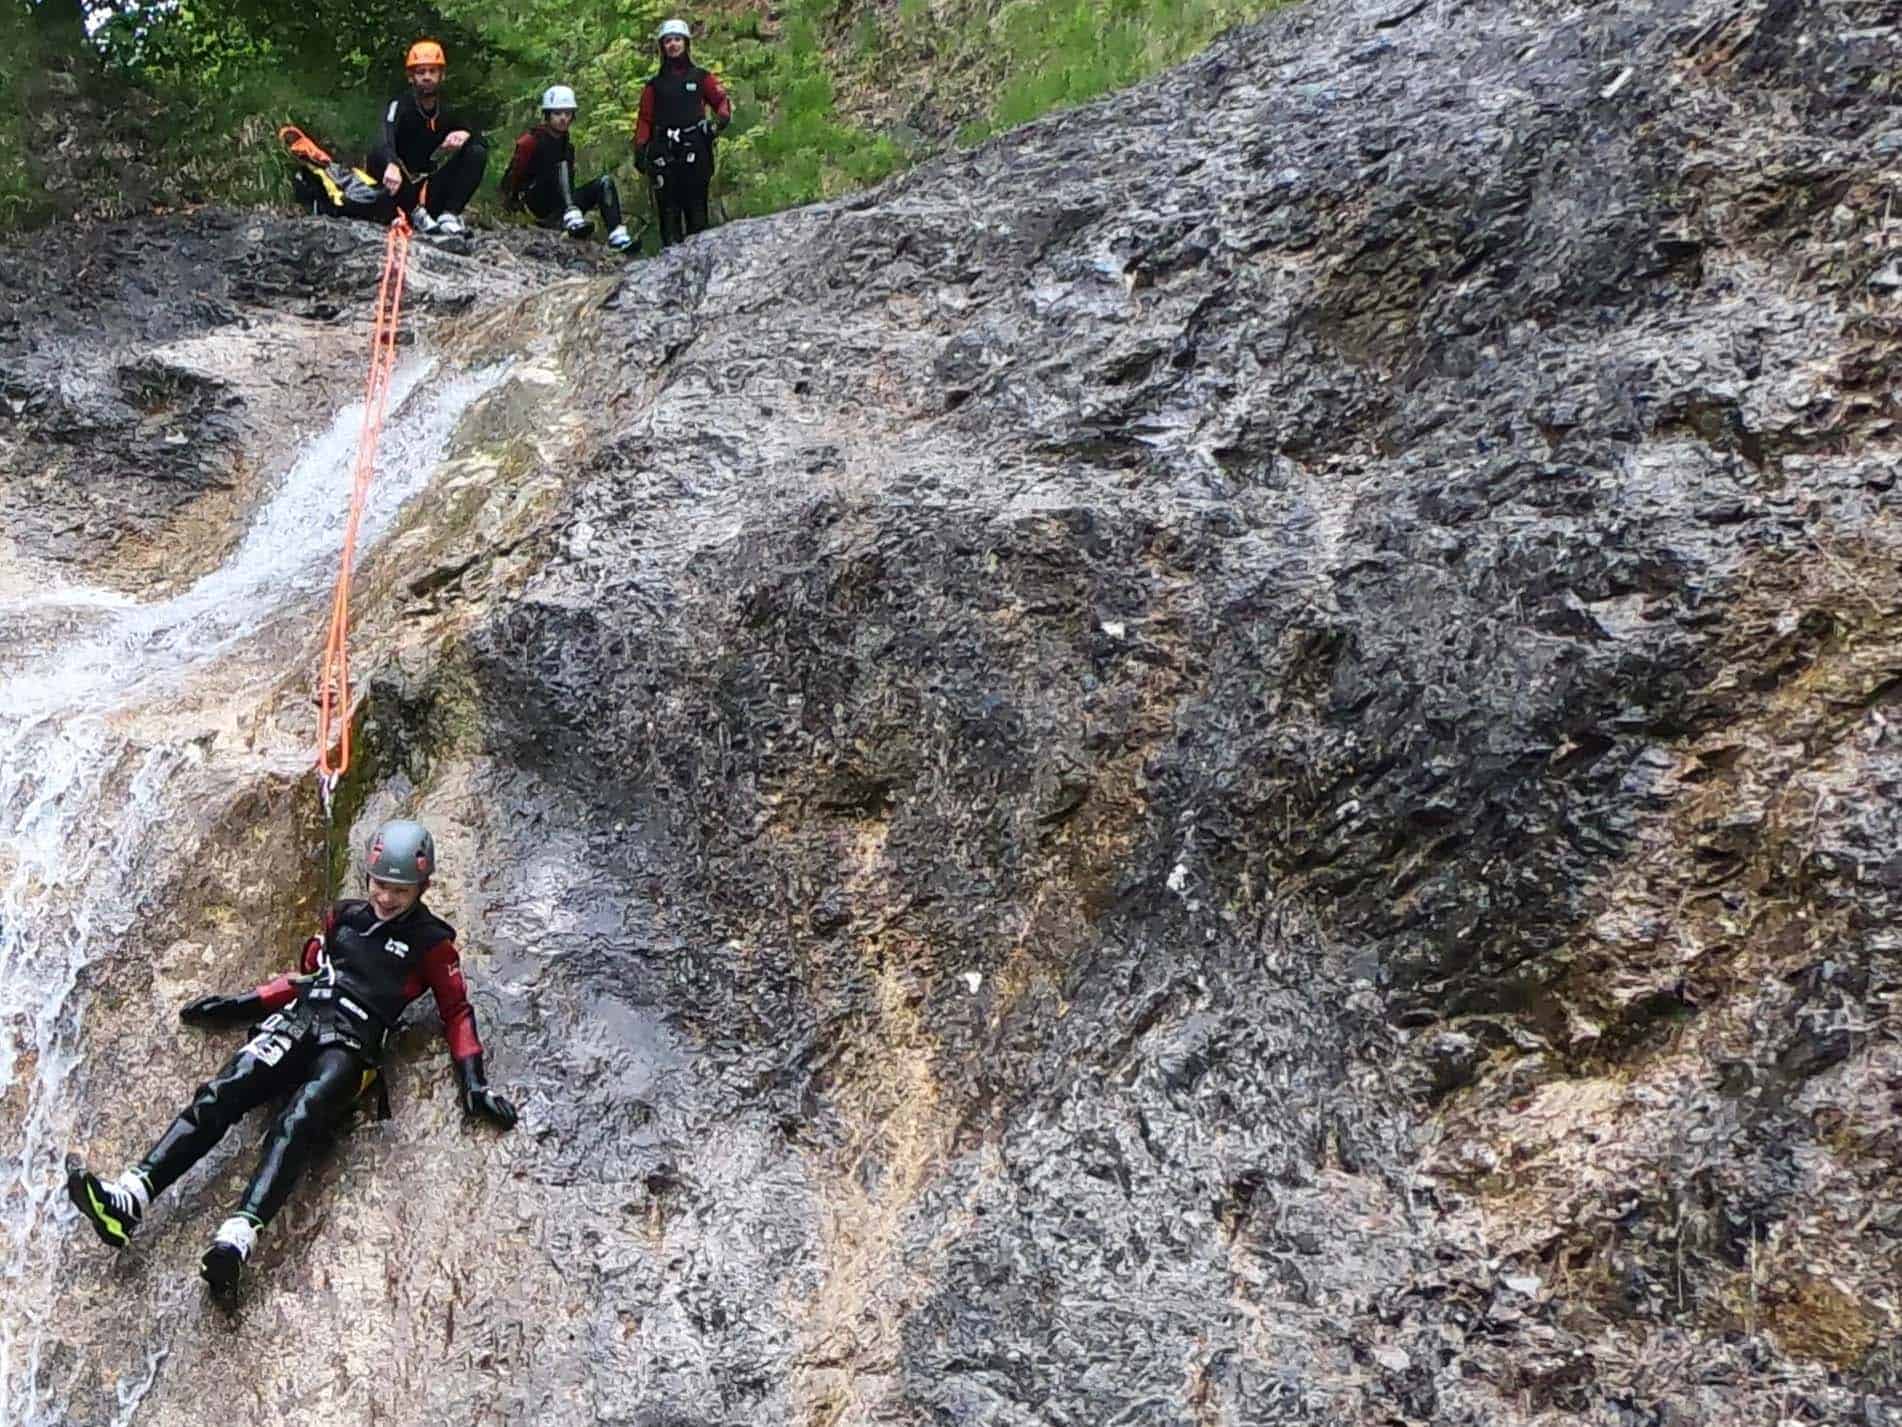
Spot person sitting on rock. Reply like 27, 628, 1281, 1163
67, 819, 518, 1294
371, 39, 489, 238
501, 84, 634, 251
634, 18, 732, 248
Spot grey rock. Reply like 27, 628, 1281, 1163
6, 0, 1901, 1423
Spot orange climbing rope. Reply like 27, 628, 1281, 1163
316, 215, 413, 793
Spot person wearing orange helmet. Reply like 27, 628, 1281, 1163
369, 39, 489, 238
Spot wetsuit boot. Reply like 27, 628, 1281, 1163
66, 1165, 151, 1248
200, 1214, 258, 1293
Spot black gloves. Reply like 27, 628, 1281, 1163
180, 992, 267, 1028
634, 146, 650, 174
697, 115, 727, 138
454, 1054, 519, 1129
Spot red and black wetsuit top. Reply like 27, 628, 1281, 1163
255, 898, 482, 1062
500, 124, 575, 203
635, 59, 731, 148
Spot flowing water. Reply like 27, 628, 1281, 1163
0, 358, 507, 1426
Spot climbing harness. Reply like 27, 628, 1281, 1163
315, 214, 413, 840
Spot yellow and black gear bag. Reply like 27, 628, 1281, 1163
280, 125, 395, 223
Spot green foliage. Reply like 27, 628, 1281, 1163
0, 0, 1288, 232
955, 0, 1278, 143
0, 1, 40, 224
433, 0, 665, 194
713, 0, 904, 219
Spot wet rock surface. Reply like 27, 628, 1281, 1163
6, 0, 1902, 1423
0, 213, 611, 584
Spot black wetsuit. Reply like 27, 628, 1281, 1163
370, 91, 489, 218
133, 899, 482, 1226
500, 124, 623, 231
636, 54, 730, 246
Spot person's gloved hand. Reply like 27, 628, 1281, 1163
466, 1084, 518, 1127
454, 1054, 519, 1129
697, 116, 725, 139
633, 146, 650, 175
562, 206, 587, 233
180, 993, 264, 1028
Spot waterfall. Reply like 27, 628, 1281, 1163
0, 358, 507, 1425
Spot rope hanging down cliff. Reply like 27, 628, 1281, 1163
315, 214, 412, 806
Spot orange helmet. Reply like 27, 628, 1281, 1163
405, 39, 446, 70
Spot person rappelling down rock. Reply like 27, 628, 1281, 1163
66, 819, 518, 1295
372, 40, 488, 239
501, 84, 635, 251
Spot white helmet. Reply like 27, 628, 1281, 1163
657, 18, 690, 40
541, 84, 577, 112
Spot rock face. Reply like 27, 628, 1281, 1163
2, 0, 1900, 1424
0, 213, 604, 585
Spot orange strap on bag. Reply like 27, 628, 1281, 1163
316, 215, 413, 792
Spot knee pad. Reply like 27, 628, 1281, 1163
191, 1078, 231, 1110
183, 1079, 240, 1132
284, 1078, 346, 1134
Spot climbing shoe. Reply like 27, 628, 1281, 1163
606, 224, 633, 252
562, 206, 588, 235
200, 1215, 258, 1294
408, 204, 438, 234
434, 212, 467, 238
66, 1165, 149, 1249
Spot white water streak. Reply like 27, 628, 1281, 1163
0, 357, 507, 1426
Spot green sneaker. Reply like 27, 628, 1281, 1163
66, 1165, 147, 1249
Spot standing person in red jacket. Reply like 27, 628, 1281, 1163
66, 820, 517, 1294
501, 84, 635, 251
634, 18, 732, 248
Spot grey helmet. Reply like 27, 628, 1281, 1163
657, 17, 691, 40
366, 819, 435, 887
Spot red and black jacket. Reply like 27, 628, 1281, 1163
635, 59, 731, 150
500, 123, 575, 204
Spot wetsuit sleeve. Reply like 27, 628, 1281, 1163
702, 70, 732, 122
299, 903, 339, 974
374, 96, 402, 168
257, 975, 301, 1010
501, 130, 537, 198
421, 940, 483, 1060
635, 84, 655, 149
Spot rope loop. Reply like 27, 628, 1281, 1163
316, 215, 413, 782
